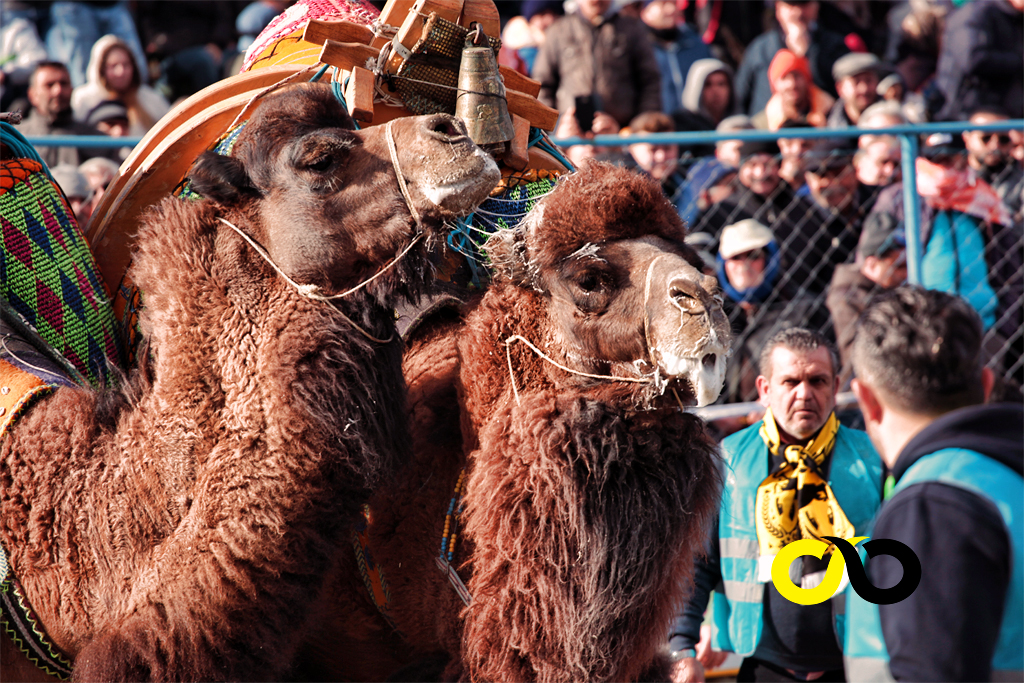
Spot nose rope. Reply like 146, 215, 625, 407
217, 218, 421, 304
503, 334, 651, 406
501, 256, 701, 405
642, 254, 690, 411
217, 96, 425, 304
642, 254, 668, 370
385, 119, 424, 231
210, 113, 436, 345
216, 219, 391, 344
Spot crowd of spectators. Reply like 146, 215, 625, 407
511, 0, 1023, 408
3, 0, 1022, 404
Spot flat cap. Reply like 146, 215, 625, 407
832, 52, 883, 82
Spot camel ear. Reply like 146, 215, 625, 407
187, 151, 260, 204
483, 225, 529, 284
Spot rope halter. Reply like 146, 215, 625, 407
215, 116, 428, 344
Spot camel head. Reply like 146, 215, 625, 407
486, 161, 731, 408
186, 82, 500, 297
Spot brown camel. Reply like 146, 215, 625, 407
297, 161, 732, 682
0, 83, 499, 682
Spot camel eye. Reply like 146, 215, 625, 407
578, 274, 601, 292
307, 156, 333, 172
296, 132, 355, 175
568, 270, 612, 314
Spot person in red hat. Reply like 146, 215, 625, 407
752, 49, 835, 130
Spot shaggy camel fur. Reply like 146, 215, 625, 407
0, 83, 498, 682
298, 161, 732, 682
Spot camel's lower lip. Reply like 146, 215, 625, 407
662, 377, 698, 407
653, 344, 729, 408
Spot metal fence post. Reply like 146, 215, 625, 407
899, 133, 922, 285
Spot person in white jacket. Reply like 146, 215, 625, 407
676, 58, 735, 130
71, 34, 170, 136
1, 17, 48, 110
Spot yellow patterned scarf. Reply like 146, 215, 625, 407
755, 409, 854, 560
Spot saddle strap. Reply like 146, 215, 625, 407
352, 506, 399, 632
0, 358, 56, 439
0, 355, 72, 678
0, 550, 74, 680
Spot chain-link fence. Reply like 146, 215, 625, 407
24, 121, 1024, 406
557, 121, 1024, 406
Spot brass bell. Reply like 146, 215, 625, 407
455, 26, 514, 148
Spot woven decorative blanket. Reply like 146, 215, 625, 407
1, 144, 124, 387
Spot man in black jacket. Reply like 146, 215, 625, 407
935, 0, 1024, 120
734, 0, 849, 117
825, 212, 906, 388
848, 286, 1023, 681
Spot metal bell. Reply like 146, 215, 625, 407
455, 28, 514, 147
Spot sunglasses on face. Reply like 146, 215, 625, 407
977, 133, 1012, 145
727, 249, 766, 262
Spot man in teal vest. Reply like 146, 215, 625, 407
670, 328, 882, 682
848, 286, 1023, 681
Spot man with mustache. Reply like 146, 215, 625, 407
670, 328, 881, 683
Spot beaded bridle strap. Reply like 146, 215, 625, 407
435, 469, 472, 606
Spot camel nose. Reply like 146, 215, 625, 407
421, 114, 470, 142
668, 276, 708, 315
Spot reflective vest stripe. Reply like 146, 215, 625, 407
843, 655, 895, 683
711, 422, 882, 656
720, 537, 758, 560
722, 580, 763, 603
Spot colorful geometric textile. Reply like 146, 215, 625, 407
1, 157, 124, 387
440, 173, 558, 288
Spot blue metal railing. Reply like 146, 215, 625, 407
553, 119, 1024, 287
18, 134, 145, 148
17, 119, 1024, 286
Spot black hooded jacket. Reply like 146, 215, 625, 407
871, 403, 1024, 682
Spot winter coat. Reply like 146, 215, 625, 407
71, 34, 171, 136
869, 182, 1022, 345
936, 0, 1024, 120
846, 404, 1023, 682
533, 11, 662, 128
650, 24, 710, 116
677, 57, 734, 128
734, 27, 850, 117
826, 263, 883, 388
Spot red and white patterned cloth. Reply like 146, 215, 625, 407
241, 0, 379, 73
